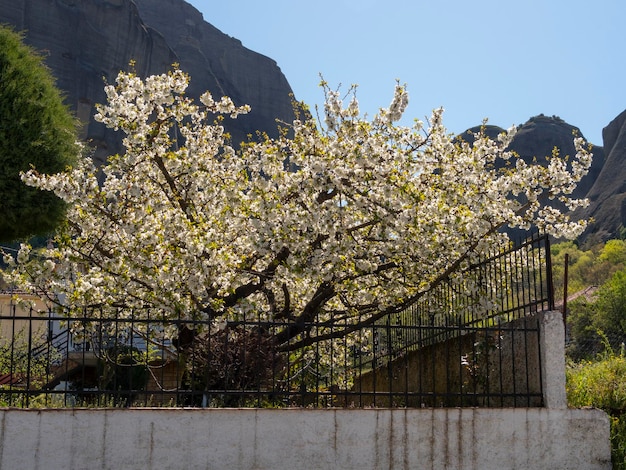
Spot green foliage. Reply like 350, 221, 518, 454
0, 326, 59, 407
551, 241, 589, 299
554, 238, 626, 360
0, 25, 78, 242
96, 346, 150, 407
552, 239, 626, 300
600, 240, 626, 265
595, 271, 626, 338
565, 296, 603, 360
567, 338, 626, 410
563, 239, 626, 466
567, 347, 626, 469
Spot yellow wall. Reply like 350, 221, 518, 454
0, 293, 51, 348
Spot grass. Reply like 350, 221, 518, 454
567, 343, 626, 469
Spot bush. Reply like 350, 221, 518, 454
567, 345, 626, 469
0, 25, 78, 242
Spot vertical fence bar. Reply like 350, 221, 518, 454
545, 235, 555, 312
562, 253, 569, 329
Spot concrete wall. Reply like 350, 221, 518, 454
0, 407, 610, 469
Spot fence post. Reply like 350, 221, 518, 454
539, 310, 567, 408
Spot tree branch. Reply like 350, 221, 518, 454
205, 245, 290, 314
276, 203, 533, 351
273, 281, 335, 345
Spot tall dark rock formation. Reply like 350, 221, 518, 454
460, 115, 607, 242
577, 110, 626, 245
507, 115, 604, 202
0, 0, 295, 165
133, 0, 295, 142
461, 115, 604, 204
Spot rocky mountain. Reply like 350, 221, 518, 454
508, 115, 605, 202
460, 114, 618, 245
576, 110, 626, 245
0, 0, 295, 165
1, 0, 625, 246
461, 116, 605, 203
504, 115, 626, 246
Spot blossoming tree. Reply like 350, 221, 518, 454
3, 69, 591, 356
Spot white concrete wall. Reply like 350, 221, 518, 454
0, 407, 610, 469
540, 310, 568, 408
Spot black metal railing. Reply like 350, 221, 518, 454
373, 234, 553, 360
0, 234, 552, 408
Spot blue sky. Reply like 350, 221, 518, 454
190, 0, 624, 145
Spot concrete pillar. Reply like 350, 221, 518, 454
539, 310, 567, 408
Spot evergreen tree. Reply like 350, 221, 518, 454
0, 25, 78, 242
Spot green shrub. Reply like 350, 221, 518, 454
567, 346, 626, 469
0, 25, 78, 242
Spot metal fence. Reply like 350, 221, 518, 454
0, 234, 552, 408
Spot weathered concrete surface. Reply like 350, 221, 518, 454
0, 407, 610, 469
540, 310, 568, 408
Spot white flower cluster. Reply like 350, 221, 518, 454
2, 69, 592, 353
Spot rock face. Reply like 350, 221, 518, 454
461, 116, 604, 204
133, 0, 295, 142
0, 0, 295, 165
460, 115, 608, 242
577, 110, 626, 245
508, 115, 604, 202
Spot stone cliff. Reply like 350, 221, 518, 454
133, 0, 295, 143
508, 115, 604, 202
460, 116, 604, 204
577, 110, 626, 245
460, 115, 608, 242
0, 0, 295, 164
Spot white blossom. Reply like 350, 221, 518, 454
1, 69, 592, 353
